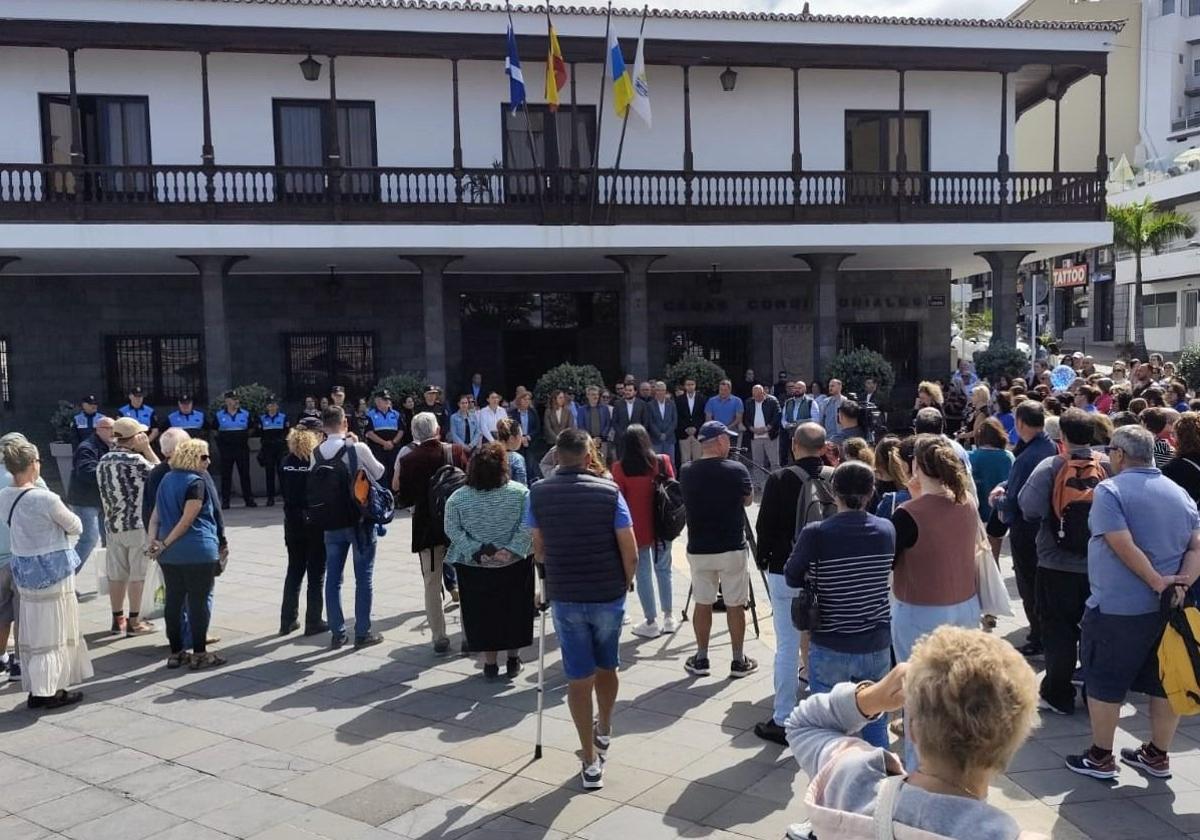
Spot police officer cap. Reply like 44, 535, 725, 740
425, 385, 442, 395
331, 385, 345, 394
266, 394, 278, 403
298, 417, 322, 431
375, 390, 393, 401
223, 390, 237, 399
178, 394, 193, 403
81, 395, 97, 405
128, 386, 143, 396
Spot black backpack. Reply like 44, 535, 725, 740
653, 455, 687, 541
427, 444, 467, 545
305, 445, 358, 531
790, 466, 836, 631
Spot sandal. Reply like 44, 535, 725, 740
166, 652, 191, 669
189, 652, 226, 671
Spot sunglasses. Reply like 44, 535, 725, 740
200, 454, 211, 462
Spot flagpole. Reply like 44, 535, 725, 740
507, 3, 546, 222
589, 0, 614, 224
604, 5, 646, 224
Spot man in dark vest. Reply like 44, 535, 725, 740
526, 428, 637, 791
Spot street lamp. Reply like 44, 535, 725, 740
720, 67, 738, 92
299, 53, 322, 82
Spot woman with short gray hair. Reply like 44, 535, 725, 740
0, 436, 92, 710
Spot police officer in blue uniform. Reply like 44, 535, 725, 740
118, 386, 159, 445
258, 394, 289, 507
74, 395, 103, 446
215, 390, 256, 510
365, 389, 403, 489
167, 394, 208, 439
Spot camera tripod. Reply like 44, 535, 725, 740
679, 447, 774, 639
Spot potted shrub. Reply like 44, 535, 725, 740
973, 343, 1030, 385
208, 383, 275, 498
374, 371, 426, 407
1179, 345, 1200, 392
663, 356, 728, 397
534, 363, 605, 407
823, 347, 895, 400
48, 400, 77, 494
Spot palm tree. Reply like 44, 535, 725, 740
1109, 199, 1196, 357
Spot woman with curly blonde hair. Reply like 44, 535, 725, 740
786, 627, 1039, 838
148, 439, 224, 670
277, 427, 327, 636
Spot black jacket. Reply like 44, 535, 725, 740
675, 393, 707, 439
755, 457, 826, 574
67, 434, 109, 507
744, 395, 783, 440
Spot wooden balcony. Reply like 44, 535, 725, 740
0, 163, 1105, 225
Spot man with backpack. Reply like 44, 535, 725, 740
394, 412, 469, 655
752, 422, 835, 745
309, 405, 386, 650
1018, 407, 1111, 715
1066, 425, 1200, 781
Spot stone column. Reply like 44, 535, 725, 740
179, 255, 246, 401
795, 253, 854, 377
976, 250, 1033, 348
607, 255, 663, 379
401, 256, 460, 390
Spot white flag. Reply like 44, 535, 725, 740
630, 32, 651, 127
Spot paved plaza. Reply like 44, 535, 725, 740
2, 507, 1200, 840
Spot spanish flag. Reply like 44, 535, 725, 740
545, 21, 568, 111
608, 29, 634, 119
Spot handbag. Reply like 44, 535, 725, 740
214, 543, 229, 577
975, 518, 1013, 617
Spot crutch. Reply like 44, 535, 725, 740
534, 562, 548, 761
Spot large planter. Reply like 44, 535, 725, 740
49, 442, 74, 496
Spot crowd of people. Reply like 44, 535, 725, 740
4, 351, 1200, 838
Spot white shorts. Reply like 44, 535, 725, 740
686, 549, 749, 608
106, 529, 150, 583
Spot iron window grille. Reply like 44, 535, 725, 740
0, 336, 10, 409
105, 334, 205, 406
283, 332, 377, 402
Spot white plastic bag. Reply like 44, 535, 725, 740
976, 521, 1013, 618
94, 549, 109, 597
139, 561, 166, 621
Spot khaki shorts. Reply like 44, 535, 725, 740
0, 563, 17, 625
686, 549, 749, 608
106, 529, 150, 583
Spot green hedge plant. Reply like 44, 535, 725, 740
534, 363, 606, 406
1179, 345, 1200, 391
663, 356, 727, 397
972, 343, 1029, 384
208, 383, 274, 418
374, 371, 426, 406
49, 400, 77, 444
823, 347, 895, 398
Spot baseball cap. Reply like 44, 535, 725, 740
111, 416, 146, 439
698, 420, 739, 443
81, 395, 97, 405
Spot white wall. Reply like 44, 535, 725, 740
1143, 5, 1200, 162
0, 47, 1020, 174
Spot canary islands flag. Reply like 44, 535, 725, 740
505, 21, 526, 113
608, 29, 634, 119
545, 22, 568, 111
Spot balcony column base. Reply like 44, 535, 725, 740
607, 255, 664, 379
795, 253, 854, 377
179, 255, 246, 402
401, 255, 460, 391
976, 250, 1033, 349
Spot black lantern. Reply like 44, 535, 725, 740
706, 263, 723, 296
326, 264, 342, 299
720, 67, 738, 92
299, 53, 322, 82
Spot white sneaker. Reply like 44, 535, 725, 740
631, 620, 662, 639
662, 615, 678, 634
581, 758, 604, 790
786, 821, 815, 840
621, 614, 631, 626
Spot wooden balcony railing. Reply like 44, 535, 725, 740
0, 163, 1105, 224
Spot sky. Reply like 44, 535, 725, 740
631, 0, 1023, 17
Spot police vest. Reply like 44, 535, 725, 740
216, 409, 250, 433
367, 408, 401, 433
169, 410, 206, 430
119, 404, 155, 426
74, 411, 98, 431
260, 412, 287, 431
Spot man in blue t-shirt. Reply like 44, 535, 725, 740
1067, 425, 1200, 783
704, 379, 744, 434
679, 421, 757, 681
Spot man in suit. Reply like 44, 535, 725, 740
771, 371, 790, 404
745, 384, 782, 494
576, 386, 613, 462
859, 376, 885, 443
466, 372, 485, 406
509, 390, 543, 480
611, 381, 647, 457
780, 381, 815, 466
676, 377, 707, 466
645, 380, 678, 467
818, 378, 845, 439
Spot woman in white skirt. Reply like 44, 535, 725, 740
0, 436, 92, 710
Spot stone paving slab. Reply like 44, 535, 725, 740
1, 505, 1197, 838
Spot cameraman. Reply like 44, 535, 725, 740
753, 422, 834, 745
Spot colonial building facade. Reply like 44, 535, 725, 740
0, 0, 1115, 436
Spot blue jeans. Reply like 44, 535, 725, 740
72, 505, 104, 569
768, 572, 803, 726
809, 642, 892, 748
551, 597, 624, 680
652, 440, 675, 469
891, 594, 980, 770
181, 590, 216, 650
324, 525, 377, 641
634, 542, 673, 622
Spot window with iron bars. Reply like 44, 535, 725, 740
0, 336, 11, 409
283, 332, 377, 403
105, 335, 204, 406
665, 326, 751, 381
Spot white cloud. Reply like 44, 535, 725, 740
635, 0, 1023, 17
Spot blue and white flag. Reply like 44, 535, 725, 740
505, 21, 526, 113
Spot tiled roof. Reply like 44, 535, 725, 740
175, 0, 1128, 32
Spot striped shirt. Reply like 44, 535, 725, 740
784, 509, 896, 654
97, 450, 154, 534
1155, 438, 1176, 470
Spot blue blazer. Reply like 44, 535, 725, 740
509, 407, 542, 444
574, 402, 612, 439
645, 399, 678, 445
